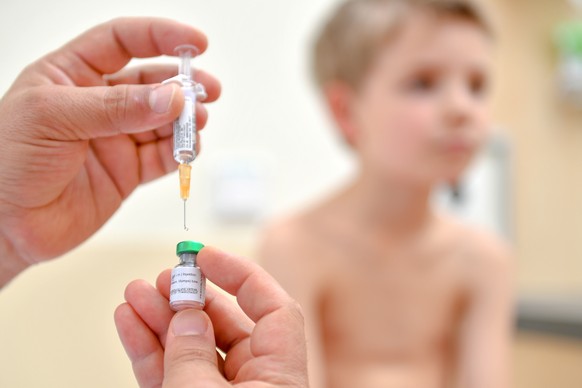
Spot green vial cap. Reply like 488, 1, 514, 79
176, 241, 205, 255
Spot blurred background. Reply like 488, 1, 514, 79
0, 0, 581, 387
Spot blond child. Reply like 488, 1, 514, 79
259, 1, 514, 387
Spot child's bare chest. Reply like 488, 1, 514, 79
319, 245, 465, 360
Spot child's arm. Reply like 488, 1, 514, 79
258, 221, 328, 388
454, 234, 515, 388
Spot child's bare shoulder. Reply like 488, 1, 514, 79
259, 211, 332, 297
259, 209, 330, 270
261, 213, 314, 253
438, 213, 514, 280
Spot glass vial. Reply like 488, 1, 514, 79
169, 241, 206, 311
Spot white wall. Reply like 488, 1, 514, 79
0, 1, 354, 387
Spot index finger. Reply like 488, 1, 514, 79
46, 17, 208, 85
198, 247, 307, 374
197, 247, 294, 323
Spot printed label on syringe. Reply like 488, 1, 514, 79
173, 96, 196, 152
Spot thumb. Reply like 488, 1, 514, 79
34, 82, 184, 140
163, 309, 225, 388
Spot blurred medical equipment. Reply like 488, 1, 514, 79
556, 0, 582, 107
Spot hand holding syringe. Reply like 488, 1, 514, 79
163, 45, 207, 230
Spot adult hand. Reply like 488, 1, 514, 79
0, 18, 221, 286
115, 247, 309, 387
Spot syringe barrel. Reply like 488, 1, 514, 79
173, 86, 197, 164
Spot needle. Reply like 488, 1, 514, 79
183, 199, 188, 231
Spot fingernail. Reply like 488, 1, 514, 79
172, 309, 208, 336
149, 84, 176, 114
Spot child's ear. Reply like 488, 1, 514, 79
324, 82, 358, 147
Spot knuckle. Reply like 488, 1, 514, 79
285, 299, 306, 326
103, 84, 130, 133
105, 17, 130, 30
169, 344, 217, 368
15, 86, 69, 137
106, 16, 123, 25
21, 86, 51, 114
291, 299, 304, 316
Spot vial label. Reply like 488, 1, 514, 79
169, 266, 205, 304
173, 96, 196, 153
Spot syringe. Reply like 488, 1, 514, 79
163, 45, 207, 231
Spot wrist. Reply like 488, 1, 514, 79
0, 231, 29, 288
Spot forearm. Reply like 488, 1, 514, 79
0, 231, 29, 288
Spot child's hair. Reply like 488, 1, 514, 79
312, 0, 493, 90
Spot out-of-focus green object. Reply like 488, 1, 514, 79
556, 22, 582, 57
555, 20, 582, 107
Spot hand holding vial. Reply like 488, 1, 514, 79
115, 247, 309, 388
